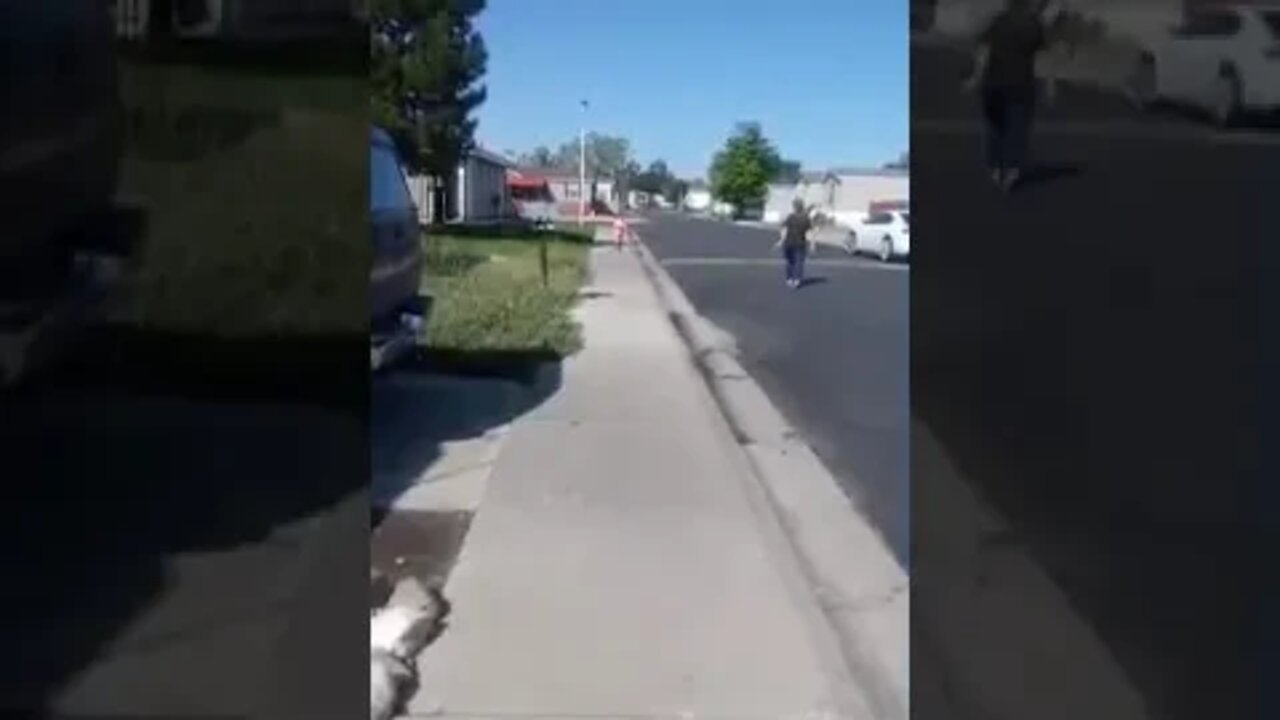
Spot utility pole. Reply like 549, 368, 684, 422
578, 99, 588, 226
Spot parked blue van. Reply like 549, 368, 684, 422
370, 127, 429, 371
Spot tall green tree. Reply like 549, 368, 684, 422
547, 133, 632, 179
631, 159, 672, 195
371, 0, 488, 222
708, 122, 782, 216
773, 159, 803, 184
518, 145, 557, 168
662, 178, 689, 206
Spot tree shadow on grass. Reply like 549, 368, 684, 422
117, 32, 368, 78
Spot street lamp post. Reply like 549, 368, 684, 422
578, 99, 588, 226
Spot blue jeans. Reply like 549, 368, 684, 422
981, 87, 1034, 173
784, 245, 807, 283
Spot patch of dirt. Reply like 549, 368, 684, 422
371, 510, 473, 599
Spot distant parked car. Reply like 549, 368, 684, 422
844, 209, 910, 263
370, 127, 429, 372
1126, 5, 1280, 126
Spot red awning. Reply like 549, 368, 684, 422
507, 176, 548, 189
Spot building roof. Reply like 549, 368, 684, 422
512, 166, 619, 182
469, 146, 516, 168
796, 167, 910, 183
828, 166, 909, 178
512, 167, 580, 181
507, 174, 548, 189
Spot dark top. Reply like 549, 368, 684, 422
978, 8, 1046, 94
782, 211, 813, 249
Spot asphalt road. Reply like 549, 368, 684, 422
913, 38, 1275, 720
638, 212, 910, 565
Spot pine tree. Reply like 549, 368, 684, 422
371, 0, 488, 222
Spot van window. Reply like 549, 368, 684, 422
371, 143, 413, 211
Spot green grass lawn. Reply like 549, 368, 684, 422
423, 233, 590, 357
111, 56, 592, 348
112, 57, 367, 336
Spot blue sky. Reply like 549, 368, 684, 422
473, 0, 907, 179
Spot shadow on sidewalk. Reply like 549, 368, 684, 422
2, 326, 371, 715
3, 328, 569, 714
371, 346, 564, 518
369, 347, 564, 594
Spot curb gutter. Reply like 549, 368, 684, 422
630, 239, 909, 720
629, 235, 1150, 720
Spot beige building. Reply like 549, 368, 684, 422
513, 168, 618, 216
407, 147, 516, 225
765, 168, 910, 228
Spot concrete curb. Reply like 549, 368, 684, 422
630, 238, 909, 720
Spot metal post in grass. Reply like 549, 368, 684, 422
578, 99, 588, 226
539, 233, 550, 287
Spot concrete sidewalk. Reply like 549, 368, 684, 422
410, 244, 868, 718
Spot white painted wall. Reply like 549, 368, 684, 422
458, 155, 511, 221
407, 174, 436, 225
765, 173, 909, 228
684, 189, 712, 212
407, 153, 512, 225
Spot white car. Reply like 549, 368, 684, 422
1126, 5, 1280, 126
844, 210, 910, 263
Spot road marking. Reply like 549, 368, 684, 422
914, 118, 1280, 146
660, 257, 908, 272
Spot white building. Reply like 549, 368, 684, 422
764, 168, 909, 228
528, 169, 617, 214
683, 180, 712, 212
407, 146, 516, 225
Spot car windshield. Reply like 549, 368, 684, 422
1263, 11, 1280, 37
371, 142, 413, 211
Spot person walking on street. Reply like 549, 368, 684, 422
962, 0, 1056, 193
775, 199, 815, 289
